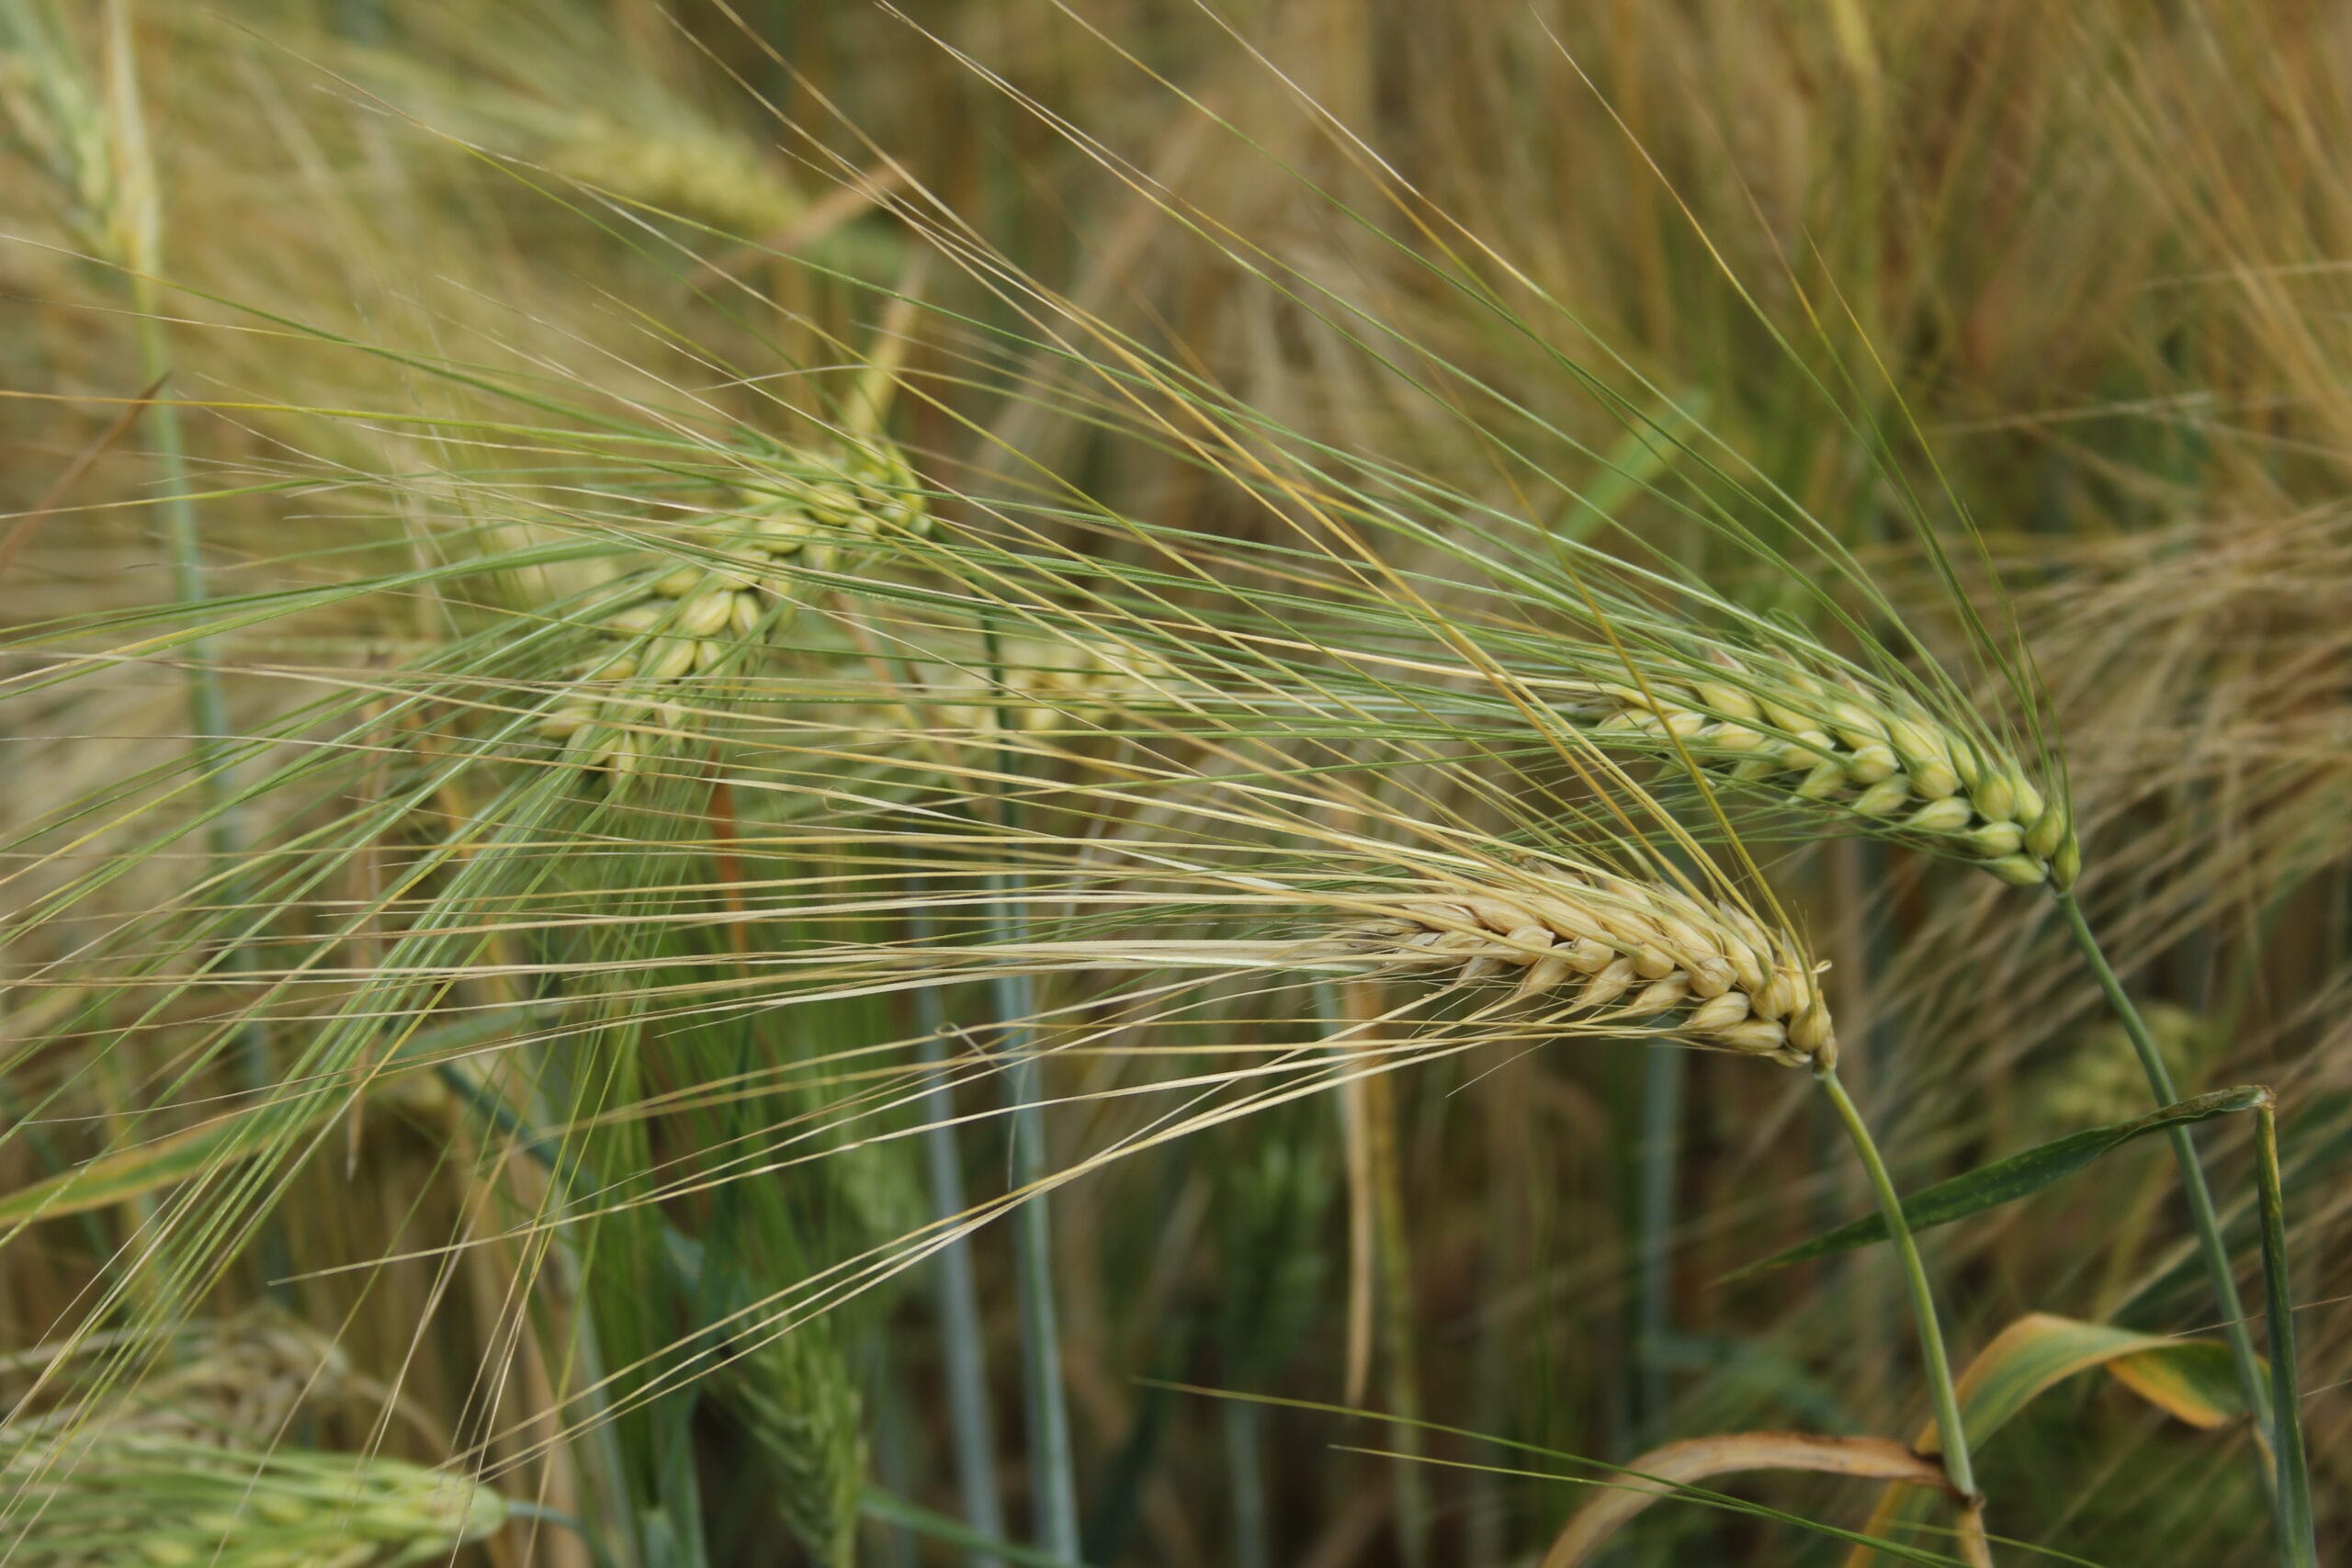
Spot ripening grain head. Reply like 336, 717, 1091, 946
1328, 862, 1836, 1068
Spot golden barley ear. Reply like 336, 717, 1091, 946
1328, 863, 1836, 1069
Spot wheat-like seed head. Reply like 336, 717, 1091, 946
1, 1310, 359, 1455
932, 633, 1178, 734
0, 1312, 493, 1565
723, 1316, 867, 1568
98, 1314, 353, 1449
1563, 653, 2080, 889
2, 1436, 506, 1568
0, 0, 159, 277
1329, 864, 1836, 1068
537, 438, 930, 775
548, 124, 803, 237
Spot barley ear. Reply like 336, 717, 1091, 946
1328, 864, 1836, 1069
1563, 656, 2075, 889
723, 1315, 869, 1568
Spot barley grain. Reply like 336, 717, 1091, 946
538, 437, 930, 775
1328, 865, 1836, 1067
1564, 655, 2078, 888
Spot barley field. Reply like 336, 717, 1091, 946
1, 3, 2346, 1565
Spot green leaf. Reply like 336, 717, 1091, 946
1731, 1085, 2267, 1278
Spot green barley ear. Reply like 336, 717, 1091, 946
39, 1310, 360, 1450
1216, 1123, 1337, 1383
1, 1436, 506, 1568
933, 630, 1180, 735
1328, 859, 1837, 1068
0, 0, 157, 276
535, 279, 934, 779
1560, 643, 2077, 889
537, 429, 935, 780
547, 119, 802, 238
721, 1315, 867, 1568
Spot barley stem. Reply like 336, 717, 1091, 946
1633, 1041, 1684, 1439
1001, 970, 1081, 1561
1366, 1067, 1430, 1568
2253, 1102, 2318, 1568
2053, 892, 2278, 1494
910, 895, 1010, 1568
1223, 1400, 1271, 1568
1814, 1068, 1979, 1514
506, 1499, 615, 1568
131, 297, 284, 1292
986, 628, 1081, 1562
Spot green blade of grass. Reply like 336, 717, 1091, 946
1731, 1086, 2269, 1278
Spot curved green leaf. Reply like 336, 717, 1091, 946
1732, 1086, 2267, 1278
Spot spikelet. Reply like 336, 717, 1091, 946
0, 0, 160, 276
933, 632, 1178, 734
0, 1312, 489, 1566
0, 1308, 368, 1457
548, 123, 802, 237
72, 1312, 355, 1449
2030, 1002, 2213, 1134
1562, 654, 2079, 889
1329, 864, 1837, 1068
721, 1315, 867, 1568
1, 1435, 506, 1568
538, 437, 930, 777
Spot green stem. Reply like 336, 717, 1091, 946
2054, 892, 2278, 1490
2253, 1103, 2318, 1568
984, 629, 1080, 1562
1633, 1041, 1684, 1440
1222, 1401, 1270, 1568
131, 310, 237, 863
1365, 1073, 1429, 1568
133, 301, 281, 1288
503, 1500, 619, 1568
1815, 1068, 1979, 1510
997, 911, 1080, 1563
910, 895, 1010, 1568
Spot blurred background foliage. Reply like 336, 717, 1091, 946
1, 2, 2346, 1565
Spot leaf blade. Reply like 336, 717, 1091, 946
1844, 1314, 2261, 1567
1542, 1431, 1951, 1568
1733, 1086, 2267, 1278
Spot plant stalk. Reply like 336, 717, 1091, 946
1223, 1400, 1270, 1568
994, 917, 1080, 1561
131, 297, 284, 1290
984, 627, 1081, 1562
1815, 1068, 1979, 1515
910, 896, 1010, 1568
2253, 1102, 2318, 1568
1633, 1041, 1684, 1440
2054, 893, 2278, 1489
1365, 1067, 1430, 1568
131, 312, 238, 868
